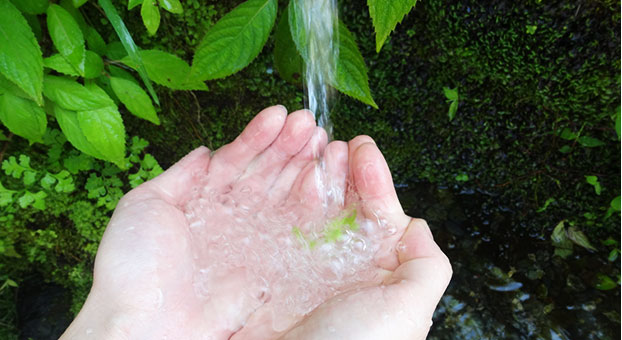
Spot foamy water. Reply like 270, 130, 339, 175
183, 174, 396, 331
295, 0, 338, 140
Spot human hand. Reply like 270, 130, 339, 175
60, 106, 451, 340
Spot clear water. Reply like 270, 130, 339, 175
296, 0, 339, 140
183, 174, 395, 333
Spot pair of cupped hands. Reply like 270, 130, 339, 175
61, 106, 452, 340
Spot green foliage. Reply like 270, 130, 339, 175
122, 49, 207, 90
334, 22, 378, 108
110, 77, 160, 125
0, 93, 46, 144
367, 0, 417, 52
141, 0, 160, 36
0, 0, 43, 105
190, 0, 278, 81
273, 8, 303, 84
0, 129, 163, 327
47, 4, 86, 76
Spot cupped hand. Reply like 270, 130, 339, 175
60, 106, 452, 340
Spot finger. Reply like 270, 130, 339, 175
233, 109, 317, 193
350, 142, 410, 269
270, 127, 328, 202
142, 146, 211, 205
207, 105, 287, 188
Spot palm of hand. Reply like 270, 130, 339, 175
90, 107, 451, 340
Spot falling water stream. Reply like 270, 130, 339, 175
296, 0, 339, 140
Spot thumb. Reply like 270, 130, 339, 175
143, 146, 211, 205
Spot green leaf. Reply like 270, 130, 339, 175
274, 10, 303, 85
584, 175, 601, 195
84, 51, 104, 79
566, 227, 596, 252
0, 0, 44, 105
611, 196, 621, 211
551, 220, 567, 245
608, 249, 619, 262
77, 104, 126, 168
0, 74, 30, 99
47, 4, 86, 76
10, 0, 48, 14
52, 170, 75, 192
443, 86, 458, 101
577, 136, 605, 147
367, 0, 417, 52
287, 0, 307, 60
122, 50, 208, 90
108, 65, 140, 85
536, 198, 555, 213
558, 127, 577, 140
595, 274, 617, 290
24, 13, 42, 39
190, 0, 277, 81
2, 155, 36, 183
43, 75, 114, 111
455, 173, 469, 182
0, 93, 46, 143
72, 0, 88, 8
43, 54, 80, 76
558, 145, 572, 154
0, 181, 16, 206
128, 0, 143, 10
59, 0, 88, 32
85, 27, 107, 56
110, 77, 160, 125
105, 41, 128, 60
448, 100, 458, 121
525, 25, 537, 35
18, 190, 47, 209
53, 104, 105, 159
158, 0, 182, 14
141, 0, 160, 36
98, 0, 159, 106
333, 22, 378, 108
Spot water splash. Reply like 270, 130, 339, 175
296, 0, 339, 140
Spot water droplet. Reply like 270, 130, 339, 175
386, 225, 397, 236
85, 328, 93, 335
240, 186, 252, 194
396, 241, 407, 253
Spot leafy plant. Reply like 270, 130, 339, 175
443, 86, 459, 121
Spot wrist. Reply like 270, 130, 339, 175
60, 289, 133, 340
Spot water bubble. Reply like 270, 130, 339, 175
240, 186, 252, 194
385, 225, 397, 236
396, 241, 407, 253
